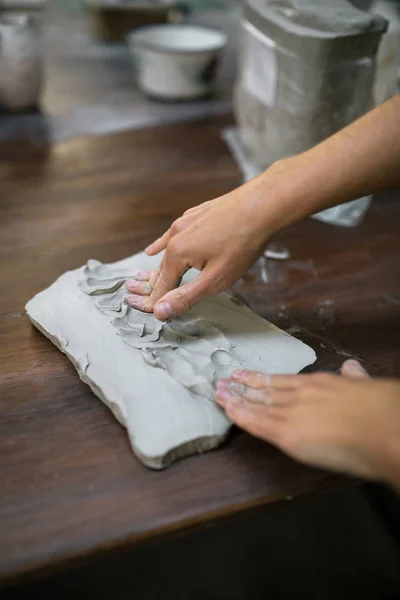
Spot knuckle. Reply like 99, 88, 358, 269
167, 237, 186, 259
170, 221, 180, 236
170, 217, 187, 236
174, 287, 192, 312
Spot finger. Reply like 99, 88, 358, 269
231, 370, 270, 389
128, 258, 185, 316
131, 269, 158, 282
216, 381, 294, 408
231, 371, 307, 392
126, 269, 159, 297
340, 359, 370, 380
146, 209, 205, 257
223, 399, 283, 442
126, 269, 159, 295
126, 294, 150, 311
125, 280, 153, 295
145, 230, 171, 256
129, 250, 187, 316
217, 380, 272, 404
149, 253, 189, 314
153, 266, 219, 320
269, 375, 305, 390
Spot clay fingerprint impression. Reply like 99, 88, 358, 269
79, 260, 242, 403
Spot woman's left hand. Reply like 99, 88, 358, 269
216, 360, 400, 488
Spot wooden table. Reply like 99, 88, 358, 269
1, 115, 399, 586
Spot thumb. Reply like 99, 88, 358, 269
340, 359, 370, 380
154, 267, 219, 320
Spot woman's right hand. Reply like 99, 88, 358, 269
125, 169, 285, 321
127, 94, 400, 321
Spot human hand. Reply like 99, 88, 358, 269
216, 360, 400, 488
125, 171, 283, 321
127, 95, 400, 321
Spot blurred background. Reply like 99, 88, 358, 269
0, 0, 241, 142
0, 0, 398, 145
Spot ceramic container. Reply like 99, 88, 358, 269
233, 0, 388, 228
234, 0, 387, 169
373, 0, 400, 104
127, 24, 227, 100
0, 14, 43, 111
85, 0, 182, 43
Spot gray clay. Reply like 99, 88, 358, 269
26, 251, 316, 469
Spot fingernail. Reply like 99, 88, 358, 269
346, 359, 366, 371
216, 379, 230, 391
126, 281, 140, 292
155, 301, 173, 321
232, 370, 246, 380
126, 280, 152, 294
134, 270, 149, 281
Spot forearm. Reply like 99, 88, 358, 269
250, 94, 400, 233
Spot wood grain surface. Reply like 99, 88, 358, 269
1, 115, 399, 584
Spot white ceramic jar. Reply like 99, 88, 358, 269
0, 14, 43, 111
127, 24, 227, 100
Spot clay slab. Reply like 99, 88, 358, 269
26, 251, 316, 469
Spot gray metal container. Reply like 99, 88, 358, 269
234, 0, 388, 170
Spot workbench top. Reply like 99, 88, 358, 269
1, 115, 399, 585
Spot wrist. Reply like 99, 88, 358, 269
245, 154, 329, 236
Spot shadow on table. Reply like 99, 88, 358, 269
2, 485, 400, 600
0, 107, 51, 147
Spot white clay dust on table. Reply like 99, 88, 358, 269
25, 251, 316, 469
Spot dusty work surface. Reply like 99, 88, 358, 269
1, 115, 399, 584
